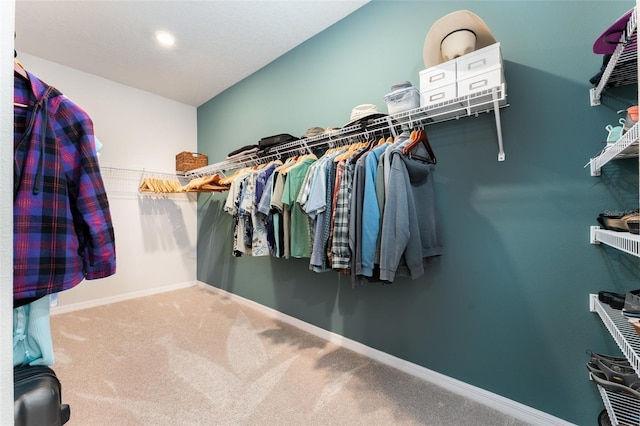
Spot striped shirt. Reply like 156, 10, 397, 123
331, 159, 355, 270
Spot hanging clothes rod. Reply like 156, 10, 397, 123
100, 165, 180, 178
184, 122, 403, 178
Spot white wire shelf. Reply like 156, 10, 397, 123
391, 83, 507, 127
591, 226, 640, 258
597, 383, 640, 426
99, 165, 194, 198
590, 7, 638, 106
589, 123, 640, 176
590, 294, 640, 375
590, 294, 640, 425
588, 5, 640, 424
185, 84, 508, 178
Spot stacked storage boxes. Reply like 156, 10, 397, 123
419, 42, 504, 107
456, 42, 504, 97
419, 59, 457, 107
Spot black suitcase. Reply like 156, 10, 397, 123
14, 365, 70, 426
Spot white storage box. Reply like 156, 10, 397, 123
419, 60, 456, 92
384, 86, 420, 115
456, 66, 505, 97
456, 42, 502, 81
418, 42, 503, 106
420, 83, 457, 107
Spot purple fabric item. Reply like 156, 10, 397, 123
593, 8, 634, 54
13, 71, 116, 302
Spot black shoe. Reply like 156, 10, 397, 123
598, 409, 612, 426
587, 349, 631, 367
599, 291, 625, 310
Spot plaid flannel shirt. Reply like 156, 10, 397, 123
13, 71, 116, 302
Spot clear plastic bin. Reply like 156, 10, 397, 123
384, 86, 420, 115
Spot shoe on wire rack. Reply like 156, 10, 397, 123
597, 409, 612, 426
586, 357, 640, 400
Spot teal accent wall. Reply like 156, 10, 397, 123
197, 1, 640, 424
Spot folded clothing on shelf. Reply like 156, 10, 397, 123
625, 290, 640, 315
589, 54, 613, 86
257, 134, 299, 151
227, 144, 259, 159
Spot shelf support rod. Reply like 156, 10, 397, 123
590, 157, 601, 177
590, 226, 601, 245
492, 87, 506, 161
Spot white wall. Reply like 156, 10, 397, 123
17, 53, 198, 311
2, 2, 16, 422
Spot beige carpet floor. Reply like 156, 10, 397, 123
50, 285, 528, 426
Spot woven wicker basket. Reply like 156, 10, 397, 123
176, 151, 208, 172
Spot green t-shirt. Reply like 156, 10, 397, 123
282, 157, 316, 258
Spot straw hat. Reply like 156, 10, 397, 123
423, 10, 496, 68
343, 104, 386, 127
301, 127, 325, 138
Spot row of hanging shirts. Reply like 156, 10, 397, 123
222, 128, 443, 286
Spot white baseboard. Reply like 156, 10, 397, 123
50, 281, 197, 315
197, 281, 574, 426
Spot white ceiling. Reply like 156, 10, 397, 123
15, 0, 369, 107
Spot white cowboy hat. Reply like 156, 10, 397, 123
423, 10, 496, 68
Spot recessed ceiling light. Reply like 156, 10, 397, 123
155, 30, 176, 47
